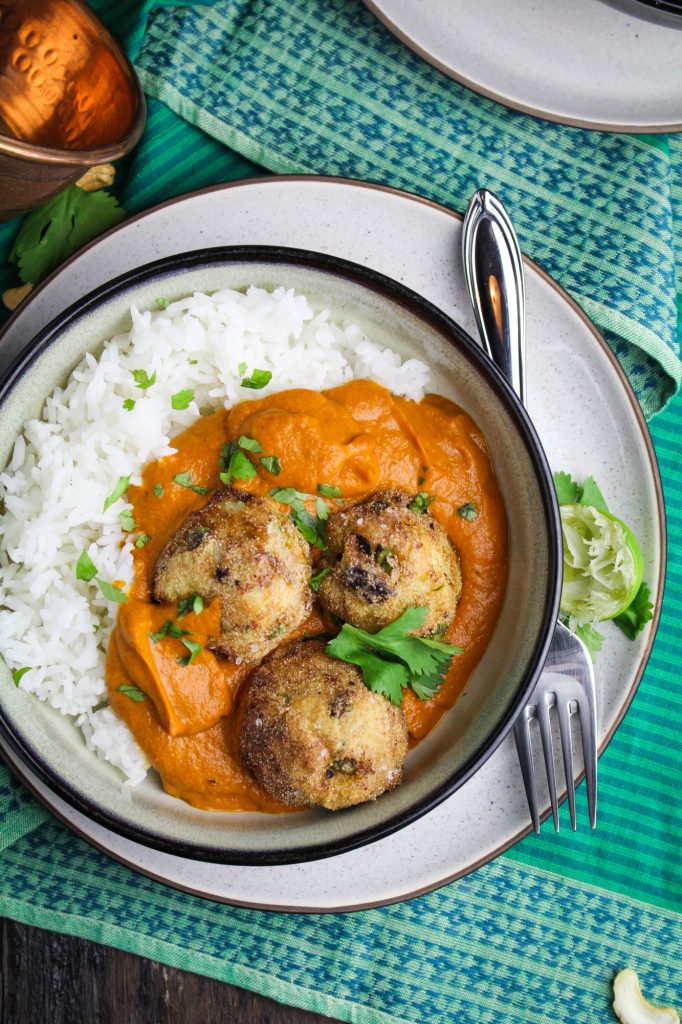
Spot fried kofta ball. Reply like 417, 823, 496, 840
240, 639, 408, 810
153, 487, 312, 662
317, 488, 461, 636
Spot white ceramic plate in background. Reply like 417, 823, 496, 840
362, 0, 682, 132
0, 177, 664, 909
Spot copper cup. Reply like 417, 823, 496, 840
0, 0, 146, 220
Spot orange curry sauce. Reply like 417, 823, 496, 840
106, 380, 508, 811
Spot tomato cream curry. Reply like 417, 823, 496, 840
106, 380, 508, 811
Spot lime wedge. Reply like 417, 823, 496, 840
559, 504, 642, 624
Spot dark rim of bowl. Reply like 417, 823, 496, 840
0, 245, 563, 865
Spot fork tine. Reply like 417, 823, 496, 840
537, 693, 560, 832
557, 699, 577, 830
513, 710, 540, 834
578, 690, 598, 829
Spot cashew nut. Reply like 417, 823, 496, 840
2, 282, 33, 311
613, 969, 679, 1024
75, 163, 116, 192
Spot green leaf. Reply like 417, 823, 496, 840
408, 491, 435, 514
176, 638, 202, 666
117, 683, 146, 703
153, 484, 164, 498
119, 508, 136, 532
135, 533, 151, 548
11, 667, 30, 687
237, 361, 248, 377
457, 502, 478, 522
150, 620, 190, 644
553, 471, 580, 505
309, 567, 331, 592
290, 509, 328, 550
579, 476, 609, 514
613, 581, 654, 641
76, 550, 98, 582
9, 187, 125, 285
240, 368, 272, 389
260, 455, 281, 475
269, 487, 311, 512
177, 593, 204, 618
315, 497, 330, 521
122, 399, 135, 412
219, 444, 257, 486
237, 435, 263, 453
173, 472, 208, 495
575, 622, 604, 660
131, 369, 156, 391
156, 297, 170, 310
96, 579, 128, 603
171, 389, 195, 411
103, 475, 130, 512
317, 483, 343, 499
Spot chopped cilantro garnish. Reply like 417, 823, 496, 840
150, 620, 190, 644
76, 550, 98, 582
103, 476, 130, 512
260, 455, 281, 475
326, 607, 461, 706
408, 491, 435, 514
240, 368, 272, 390
177, 594, 204, 618
153, 484, 164, 498
219, 443, 257, 486
173, 472, 209, 495
135, 533, 151, 548
237, 361, 248, 377
122, 399, 135, 412
237, 435, 263, 453
310, 567, 331, 592
131, 369, 156, 390
12, 667, 30, 687
269, 488, 328, 549
457, 502, 478, 522
317, 483, 343, 499
119, 508, 136, 532
176, 638, 202, 666
315, 497, 330, 521
96, 579, 128, 603
553, 470, 608, 513
613, 582, 654, 641
171, 389, 195, 411
117, 683, 146, 702
156, 297, 170, 310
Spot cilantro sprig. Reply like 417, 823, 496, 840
612, 582, 654, 641
269, 488, 329, 549
173, 472, 208, 495
326, 606, 461, 706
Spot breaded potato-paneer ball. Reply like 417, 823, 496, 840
316, 488, 462, 637
153, 487, 312, 662
240, 639, 408, 810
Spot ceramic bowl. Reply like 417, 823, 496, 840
0, 247, 562, 863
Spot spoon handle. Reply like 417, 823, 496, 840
461, 189, 527, 405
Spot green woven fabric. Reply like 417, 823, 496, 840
0, 2, 681, 1021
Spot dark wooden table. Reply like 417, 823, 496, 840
1, 920, 334, 1023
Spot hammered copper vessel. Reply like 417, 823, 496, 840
0, 0, 145, 220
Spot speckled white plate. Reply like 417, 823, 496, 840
0, 177, 664, 910
362, 0, 682, 132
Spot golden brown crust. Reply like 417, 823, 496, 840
153, 487, 313, 662
317, 488, 461, 636
239, 639, 408, 810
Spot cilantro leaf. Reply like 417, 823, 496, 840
12, 667, 30, 687
156, 297, 170, 310
457, 502, 478, 522
177, 594, 204, 618
269, 487, 311, 512
150, 620, 190, 644
613, 582, 654, 641
171, 389, 195, 411
9, 187, 125, 285
173, 472, 208, 495
240, 368, 272, 389
76, 550, 98, 582
119, 508, 136, 532
132, 369, 156, 391
176, 638, 202, 666
117, 683, 146, 703
237, 361, 248, 377
310, 567, 331, 592
580, 476, 609, 514
317, 483, 342, 499
553, 471, 581, 505
153, 484, 164, 498
135, 533, 151, 548
219, 443, 257, 486
575, 622, 604, 660
237, 435, 263, 453
291, 509, 328, 550
408, 491, 435, 514
326, 607, 461, 706
123, 399, 135, 412
260, 455, 281, 475
96, 579, 128, 603
103, 476, 130, 512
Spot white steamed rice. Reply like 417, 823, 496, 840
0, 285, 431, 786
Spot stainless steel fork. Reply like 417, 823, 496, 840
462, 188, 598, 833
